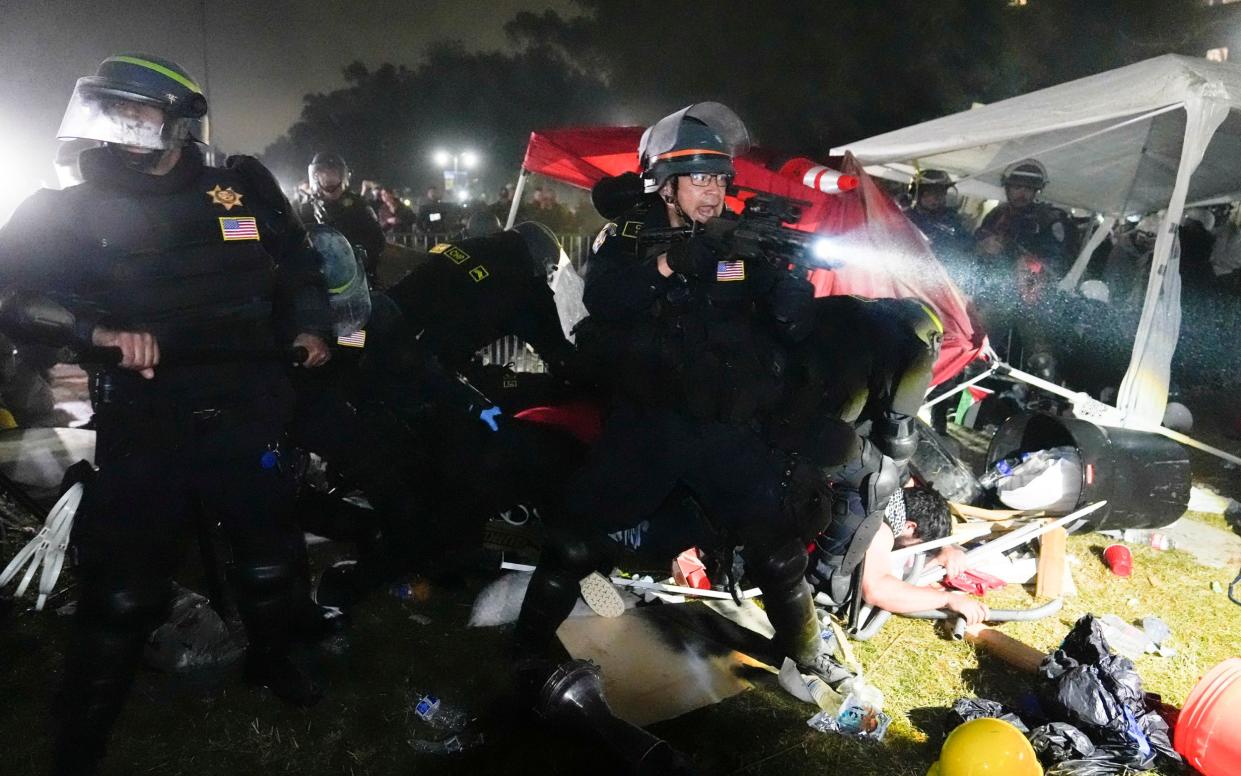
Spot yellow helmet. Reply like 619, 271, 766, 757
927, 718, 1042, 776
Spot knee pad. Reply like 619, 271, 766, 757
873, 411, 919, 466
861, 449, 904, 517
745, 539, 809, 591
545, 533, 607, 579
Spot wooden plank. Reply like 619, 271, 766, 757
1035, 527, 1068, 599
963, 625, 1047, 674
949, 502, 1045, 522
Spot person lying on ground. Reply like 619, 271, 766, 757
810, 484, 990, 626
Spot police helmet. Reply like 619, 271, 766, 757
465, 209, 503, 238
307, 224, 372, 336
1001, 159, 1048, 190
308, 152, 350, 196
909, 168, 953, 198
638, 102, 750, 194
58, 54, 209, 150
512, 221, 563, 278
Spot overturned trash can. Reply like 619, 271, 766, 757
986, 412, 1190, 531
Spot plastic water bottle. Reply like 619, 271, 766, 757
805, 676, 845, 714
982, 447, 1078, 491
978, 453, 1030, 488
1121, 529, 1175, 551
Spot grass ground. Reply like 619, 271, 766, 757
2, 411, 1238, 775
1, 514, 1237, 776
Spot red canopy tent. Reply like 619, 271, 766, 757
516, 127, 981, 385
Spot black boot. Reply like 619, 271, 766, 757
234, 562, 324, 706
54, 589, 164, 776
242, 650, 323, 707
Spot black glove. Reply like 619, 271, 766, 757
768, 274, 816, 341
665, 234, 725, 278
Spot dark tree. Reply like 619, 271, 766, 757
264, 0, 1221, 188
262, 43, 612, 191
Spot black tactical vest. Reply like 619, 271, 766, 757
592, 203, 784, 423
69, 165, 277, 350
65, 158, 287, 405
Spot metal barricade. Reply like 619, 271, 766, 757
477, 337, 547, 374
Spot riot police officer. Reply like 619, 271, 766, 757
905, 169, 972, 262
297, 152, 387, 282
975, 158, 1077, 272
511, 104, 852, 692
0, 53, 332, 775
310, 222, 581, 608
768, 296, 941, 611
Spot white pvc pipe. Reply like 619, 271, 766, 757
1000, 363, 1241, 467
505, 169, 529, 230
915, 501, 1106, 586
498, 561, 762, 600
921, 365, 1001, 410
890, 523, 997, 561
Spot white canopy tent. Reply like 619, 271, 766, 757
833, 55, 1241, 432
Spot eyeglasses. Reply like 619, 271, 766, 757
686, 172, 732, 188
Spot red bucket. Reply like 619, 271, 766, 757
1175, 658, 1241, 776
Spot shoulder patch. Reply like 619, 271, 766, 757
429, 242, 471, 265
592, 223, 617, 254
620, 220, 644, 239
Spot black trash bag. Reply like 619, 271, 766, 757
144, 583, 245, 673
1036, 615, 1182, 772
1045, 759, 1141, 776
1029, 722, 1096, 763
948, 697, 1030, 733
1134, 704, 1178, 763
1098, 654, 1144, 708
1055, 615, 1111, 669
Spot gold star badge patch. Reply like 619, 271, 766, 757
206, 185, 244, 211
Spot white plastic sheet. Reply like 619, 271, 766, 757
834, 55, 1241, 426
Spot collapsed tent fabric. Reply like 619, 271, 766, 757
520, 129, 979, 384
833, 54, 1241, 424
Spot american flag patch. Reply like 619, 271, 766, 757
336, 330, 367, 348
219, 216, 259, 241
716, 260, 745, 281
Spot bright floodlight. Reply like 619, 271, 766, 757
456, 189, 470, 202
460, 151, 478, 169
433, 150, 451, 167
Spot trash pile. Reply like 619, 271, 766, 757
143, 584, 245, 673
982, 447, 1083, 513
782, 621, 893, 743
407, 690, 482, 755
948, 615, 1182, 775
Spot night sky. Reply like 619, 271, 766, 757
0, 0, 577, 193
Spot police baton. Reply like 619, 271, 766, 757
64, 345, 311, 366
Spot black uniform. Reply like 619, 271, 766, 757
304, 231, 581, 605
907, 206, 973, 270
0, 144, 331, 768
383, 230, 572, 373
974, 201, 1076, 273
513, 197, 839, 677
296, 191, 387, 282
974, 201, 1076, 367
776, 296, 940, 607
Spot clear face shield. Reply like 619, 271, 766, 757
57, 86, 184, 151
308, 225, 372, 336
313, 167, 344, 193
